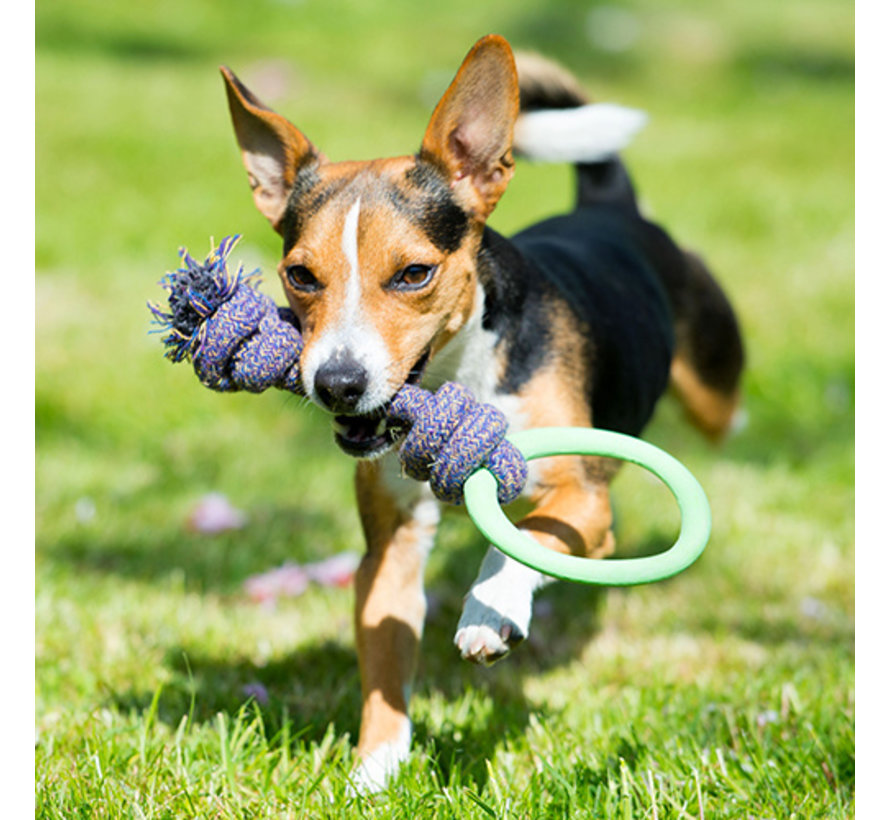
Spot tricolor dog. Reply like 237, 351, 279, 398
220, 34, 744, 790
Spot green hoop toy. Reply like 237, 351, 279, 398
463, 427, 711, 585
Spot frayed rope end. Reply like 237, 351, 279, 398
148, 235, 261, 364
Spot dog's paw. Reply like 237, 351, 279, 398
350, 752, 398, 795
349, 725, 412, 795
454, 602, 528, 665
454, 546, 543, 665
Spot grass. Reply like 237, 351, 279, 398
35, 0, 853, 816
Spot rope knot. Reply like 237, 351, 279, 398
389, 384, 528, 505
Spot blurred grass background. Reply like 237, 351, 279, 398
35, 0, 854, 816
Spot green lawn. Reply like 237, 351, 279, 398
35, 0, 854, 816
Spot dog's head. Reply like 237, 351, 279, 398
221, 35, 519, 457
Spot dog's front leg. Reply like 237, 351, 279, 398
351, 457, 438, 792
455, 454, 617, 665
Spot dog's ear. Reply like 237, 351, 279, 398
220, 66, 321, 231
420, 35, 519, 219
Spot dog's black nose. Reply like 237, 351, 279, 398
314, 354, 369, 412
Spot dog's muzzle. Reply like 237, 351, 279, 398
327, 350, 430, 459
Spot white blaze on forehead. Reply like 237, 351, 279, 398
301, 196, 394, 412
341, 196, 362, 321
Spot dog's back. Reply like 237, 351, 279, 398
509, 53, 744, 440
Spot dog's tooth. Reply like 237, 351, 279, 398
374, 418, 387, 437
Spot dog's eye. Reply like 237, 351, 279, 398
285, 264, 321, 292
389, 264, 436, 291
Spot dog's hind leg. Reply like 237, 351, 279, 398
668, 250, 745, 441
625, 212, 745, 442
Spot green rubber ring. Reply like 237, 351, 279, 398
463, 427, 711, 585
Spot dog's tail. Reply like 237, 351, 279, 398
513, 52, 644, 210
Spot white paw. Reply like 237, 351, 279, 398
349, 722, 411, 794
454, 608, 527, 664
454, 546, 546, 665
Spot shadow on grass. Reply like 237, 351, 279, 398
407, 531, 610, 785
110, 640, 364, 745
102, 524, 609, 789
425, 613, 610, 787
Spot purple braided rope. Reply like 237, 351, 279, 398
150, 237, 527, 505
149, 236, 304, 393
388, 385, 526, 505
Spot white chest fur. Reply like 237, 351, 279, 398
422, 285, 529, 433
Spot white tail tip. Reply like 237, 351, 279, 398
513, 103, 648, 164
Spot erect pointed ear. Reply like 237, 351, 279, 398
420, 35, 519, 220
220, 66, 322, 231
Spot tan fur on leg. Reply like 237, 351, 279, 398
352, 460, 437, 789
670, 355, 741, 442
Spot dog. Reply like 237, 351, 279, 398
219, 34, 744, 790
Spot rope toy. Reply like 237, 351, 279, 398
149, 237, 528, 505
150, 236, 712, 585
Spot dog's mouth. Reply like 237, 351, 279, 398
331, 350, 429, 459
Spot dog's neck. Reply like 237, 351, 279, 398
420, 279, 499, 401
419, 225, 546, 407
